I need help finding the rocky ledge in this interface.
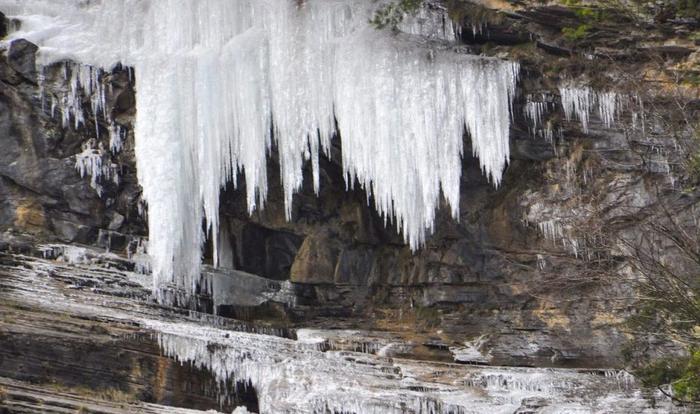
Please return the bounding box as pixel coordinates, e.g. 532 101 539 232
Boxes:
0 243 678 413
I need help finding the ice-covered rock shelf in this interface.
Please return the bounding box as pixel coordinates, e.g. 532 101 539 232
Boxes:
0 0 519 296
0 244 676 414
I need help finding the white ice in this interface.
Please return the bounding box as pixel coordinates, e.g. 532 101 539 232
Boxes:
1 0 519 296
559 84 620 133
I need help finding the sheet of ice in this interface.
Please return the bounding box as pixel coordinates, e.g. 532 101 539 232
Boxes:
1 0 519 296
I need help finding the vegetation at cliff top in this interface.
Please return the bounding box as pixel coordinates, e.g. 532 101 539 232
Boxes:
562 24 591 41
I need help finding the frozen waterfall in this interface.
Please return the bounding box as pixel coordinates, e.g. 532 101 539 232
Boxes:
1 0 519 296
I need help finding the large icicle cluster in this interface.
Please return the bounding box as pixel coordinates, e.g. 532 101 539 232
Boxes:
39 64 108 133
1 0 519 295
35 60 127 196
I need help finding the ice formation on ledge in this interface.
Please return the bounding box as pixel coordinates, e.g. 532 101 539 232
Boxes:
35 59 127 194
127 238 152 275
559 84 620 133
150 320 642 413
537 217 591 259
523 94 549 138
2 245 672 414
108 124 124 154
2 0 519 296
537 219 565 244
597 91 619 128
74 140 119 197
559 85 594 133
40 63 108 134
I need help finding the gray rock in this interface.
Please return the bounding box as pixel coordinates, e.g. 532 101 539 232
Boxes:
0 38 144 250
7 39 38 82
108 212 125 230
0 12 7 39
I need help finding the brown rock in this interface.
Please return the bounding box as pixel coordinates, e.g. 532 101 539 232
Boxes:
290 230 340 284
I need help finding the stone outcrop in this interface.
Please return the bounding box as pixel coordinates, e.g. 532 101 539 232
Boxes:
0 37 143 248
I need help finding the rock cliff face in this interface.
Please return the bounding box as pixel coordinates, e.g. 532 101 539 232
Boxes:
206 3 699 369
0 35 143 249
0 2 698 412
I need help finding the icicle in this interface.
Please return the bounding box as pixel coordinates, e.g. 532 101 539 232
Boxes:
538 219 564 243
559 83 623 132
216 222 234 270
74 141 105 196
523 95 547 138
597 91 618 128
74 140 118 197
559 85 595 133
108 123 123 153
4 0 519 296
38 67 46 112
543 120 554 143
